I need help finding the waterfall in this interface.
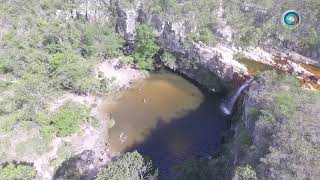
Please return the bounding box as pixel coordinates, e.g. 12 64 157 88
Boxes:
220 78 254 115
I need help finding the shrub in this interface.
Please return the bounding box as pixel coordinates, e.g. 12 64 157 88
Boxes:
199 28 217 46
300 28 320 50
274 94 294 115
132 24 160 70
96 151 156 180
49 51 99 94
120 56 135 66
233 165 257 180
52 108 82 137
99 78 113 93
94 27 124 57
13 74 54 117
161 52 177 70
0 163 36 180
51 102 90 137
0 112 22 132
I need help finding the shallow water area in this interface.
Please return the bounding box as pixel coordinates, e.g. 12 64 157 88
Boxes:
237 58 274 74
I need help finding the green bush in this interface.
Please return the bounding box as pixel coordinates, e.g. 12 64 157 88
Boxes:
184 28 217 47
73 23 124 58
0 163 36 180
161 52 177 70
132 24 160 70
120 56 135 66
52 109 82 137
49 51 99 94
233 165 257 180
51 103 90 137
239 28 264 47
96 151 156 180
199 28 217 46
274 94 294 115
300 28 320 50
0 112 22 132
99 78 113 93
13 74 54 118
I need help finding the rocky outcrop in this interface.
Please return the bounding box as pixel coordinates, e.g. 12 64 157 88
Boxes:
115 1 141 41
111 2 249 89
110 1 319 87
70 0 319 90
56 0 112 23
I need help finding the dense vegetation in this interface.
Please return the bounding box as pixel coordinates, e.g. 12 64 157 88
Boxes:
96 151 157 180
0 0 124 178
0 163 36 180
0 1 122 132
223 0 320 50
132 24 160 70
211 71 320 179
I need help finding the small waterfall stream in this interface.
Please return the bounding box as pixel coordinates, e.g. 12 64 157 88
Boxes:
220 78 254 115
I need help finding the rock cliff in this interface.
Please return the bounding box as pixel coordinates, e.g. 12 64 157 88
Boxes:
69 0 320 89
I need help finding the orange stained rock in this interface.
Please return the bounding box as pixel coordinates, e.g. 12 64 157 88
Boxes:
301 64 320 79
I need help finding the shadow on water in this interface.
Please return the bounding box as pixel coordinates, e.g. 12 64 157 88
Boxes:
127 91 230 180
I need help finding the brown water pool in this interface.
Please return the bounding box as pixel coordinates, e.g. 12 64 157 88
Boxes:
100 71 229 179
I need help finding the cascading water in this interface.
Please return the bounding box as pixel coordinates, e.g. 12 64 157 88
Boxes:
220 78 254 115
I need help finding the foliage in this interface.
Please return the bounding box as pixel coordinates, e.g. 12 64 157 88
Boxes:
160 52 177 70
223 0 320 49
0 163 36 180
120 56 135 65
185 28 217 47
132 24 160 70
51 102 91 137
209 71 320 178
14 74 54 117
0 112 23 132
233 165 257 180
95 151 156 180
49 51 99 94
198 28 217 46
300 28 320 50
274 94 294 115
215 71 320 179
0 2 120 177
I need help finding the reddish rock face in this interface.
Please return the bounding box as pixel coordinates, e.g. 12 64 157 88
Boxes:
231 72 253 89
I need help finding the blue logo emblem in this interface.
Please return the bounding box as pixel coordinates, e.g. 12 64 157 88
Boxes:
282 10 301 30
